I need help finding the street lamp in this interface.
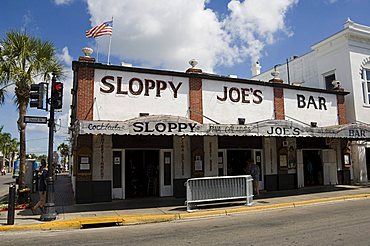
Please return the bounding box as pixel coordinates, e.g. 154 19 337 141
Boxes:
40 74 57 221
271 64 282 79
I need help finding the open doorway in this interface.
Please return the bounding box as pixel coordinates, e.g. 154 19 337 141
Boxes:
125 150 159 198
227 150 252 176
303 150 323 186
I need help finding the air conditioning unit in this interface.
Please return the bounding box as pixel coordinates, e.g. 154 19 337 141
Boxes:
282 141 288 147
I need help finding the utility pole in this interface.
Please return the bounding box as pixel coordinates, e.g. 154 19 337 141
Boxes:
40 74 58 221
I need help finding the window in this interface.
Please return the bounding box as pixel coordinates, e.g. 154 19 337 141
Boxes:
324 73 336 90
362 70 370 105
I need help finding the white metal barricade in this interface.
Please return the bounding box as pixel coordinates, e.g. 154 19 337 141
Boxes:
185 175 254 212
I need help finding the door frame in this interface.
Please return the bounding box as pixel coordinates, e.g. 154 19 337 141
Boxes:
159 149 173 197
301 149 324 186
221 149 264 189
218 149 227 176
112 149 125 199
297 149 304 188
322 149 338 185
254 150 264 190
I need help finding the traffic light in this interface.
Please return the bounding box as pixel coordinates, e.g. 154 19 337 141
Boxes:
29 83 44 109
51 81 63 110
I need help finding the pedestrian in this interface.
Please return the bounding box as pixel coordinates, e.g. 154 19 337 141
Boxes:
246 159 260 196
31 159 47 214
306 159 314 185
1 166 6 175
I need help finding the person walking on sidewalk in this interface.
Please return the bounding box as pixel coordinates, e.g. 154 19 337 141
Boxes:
246 159 260 196
31 159 47 214
1 166 6 175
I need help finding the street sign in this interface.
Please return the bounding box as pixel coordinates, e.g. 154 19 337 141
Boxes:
24 116 48 124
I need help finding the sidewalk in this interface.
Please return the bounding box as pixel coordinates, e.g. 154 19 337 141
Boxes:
1 173 370 232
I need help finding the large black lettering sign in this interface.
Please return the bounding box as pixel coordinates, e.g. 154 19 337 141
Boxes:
348 129 366 138
266 126 301 136
297 94 327 110
132 122 198 133
100 76 182 98
217 86 263 104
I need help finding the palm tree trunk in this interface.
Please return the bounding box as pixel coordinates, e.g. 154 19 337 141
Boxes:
18 101 27 189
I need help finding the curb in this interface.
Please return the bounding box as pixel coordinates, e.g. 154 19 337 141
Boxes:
1 193 369 232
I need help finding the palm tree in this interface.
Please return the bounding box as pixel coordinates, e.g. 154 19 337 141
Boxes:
57 143 69 171
0 31 64 188
0 128 18 173
7 137 19 173
0 131 11 171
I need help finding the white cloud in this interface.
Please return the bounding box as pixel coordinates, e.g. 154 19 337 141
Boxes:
224 0 298 63
27 124 49 134
86 0 297 73
21 11 39 33
57 47 73 66
54 0 73 5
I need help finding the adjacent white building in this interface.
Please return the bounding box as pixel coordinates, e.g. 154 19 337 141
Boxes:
253 19 370 184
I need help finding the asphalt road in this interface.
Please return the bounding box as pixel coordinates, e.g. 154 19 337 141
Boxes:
2 198 370 246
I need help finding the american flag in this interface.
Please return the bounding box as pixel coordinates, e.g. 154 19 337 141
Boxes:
86 20 113 38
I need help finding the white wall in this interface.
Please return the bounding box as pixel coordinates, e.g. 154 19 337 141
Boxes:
349 51 370 124
253 52 319 87
202 79 274 124
93 69 189 121
284 88 338 126
253 28 370 126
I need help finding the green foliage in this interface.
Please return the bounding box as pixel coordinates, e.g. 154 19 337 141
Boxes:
37 154 47 161
0 127 18 157
0 31 64 188
58 142 69 167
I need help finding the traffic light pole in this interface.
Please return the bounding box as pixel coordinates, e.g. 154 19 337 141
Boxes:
40 74 57 221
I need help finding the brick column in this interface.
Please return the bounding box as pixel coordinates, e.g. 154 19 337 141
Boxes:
336 94 347 125
186 67 204 177
270 78 285 120
77 56 95 120
75 56 95 182
186 68 203 124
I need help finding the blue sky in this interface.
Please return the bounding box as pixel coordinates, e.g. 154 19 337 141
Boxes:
1 0 370 155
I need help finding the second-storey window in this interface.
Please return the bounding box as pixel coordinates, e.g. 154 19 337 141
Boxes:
362 70 370 105
324 73 336 90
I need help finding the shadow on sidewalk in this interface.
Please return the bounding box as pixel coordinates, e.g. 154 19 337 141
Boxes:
16 173 75 217
256 185 359 200
61 197 187 214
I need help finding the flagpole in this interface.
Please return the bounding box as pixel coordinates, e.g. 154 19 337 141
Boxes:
107 16 113 65
96 41 99 63
107 35 112 65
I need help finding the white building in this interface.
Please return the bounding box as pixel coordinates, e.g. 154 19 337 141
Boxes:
69 53 370 203
253 19 370 184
